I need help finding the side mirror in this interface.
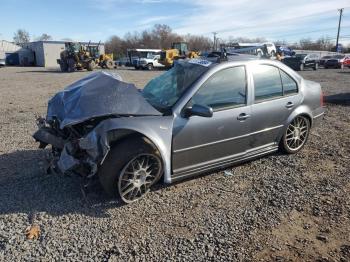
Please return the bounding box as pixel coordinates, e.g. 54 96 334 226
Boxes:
184 104 213 118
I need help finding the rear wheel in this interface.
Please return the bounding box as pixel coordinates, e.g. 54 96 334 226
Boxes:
299 63 304 71
98 137 163 203
280 116 310 154
313 63 319 70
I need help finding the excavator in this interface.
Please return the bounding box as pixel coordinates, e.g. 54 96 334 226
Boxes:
159 42 199 68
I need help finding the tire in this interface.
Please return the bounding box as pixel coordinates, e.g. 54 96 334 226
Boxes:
98 137 163 203
105 59 114 69
299 63 304 71
67 58 76 72
134 66 140 70
147 63 154 70
280 115 310 154
313 63 318 70
340 64 344 69
325 65 329 69
59 62 68 72
87 61 95 71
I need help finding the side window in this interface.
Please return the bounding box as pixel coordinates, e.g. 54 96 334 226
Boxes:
280 70 298 95
191 66 246 110
253 64 283 101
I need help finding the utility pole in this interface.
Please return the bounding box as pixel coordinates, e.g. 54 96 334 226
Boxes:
335 8 344 52
212 32 217 51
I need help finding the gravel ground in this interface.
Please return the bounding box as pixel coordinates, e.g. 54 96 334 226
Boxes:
0 66 349 261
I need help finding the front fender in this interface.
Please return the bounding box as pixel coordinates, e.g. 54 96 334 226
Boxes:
79 116 174 184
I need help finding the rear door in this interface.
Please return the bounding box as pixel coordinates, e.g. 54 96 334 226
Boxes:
249 64 302 149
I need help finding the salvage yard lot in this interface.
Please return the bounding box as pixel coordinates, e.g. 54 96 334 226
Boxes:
0 66 349 261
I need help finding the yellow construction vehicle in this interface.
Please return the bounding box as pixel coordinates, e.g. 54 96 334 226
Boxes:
57 42 115 72
86 42 114 69
159 42 199 68
57 42 96 72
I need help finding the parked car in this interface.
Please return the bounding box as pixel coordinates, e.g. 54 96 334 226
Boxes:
341 56 350 68
319 55 332 66
134 54 165 70
282 54 319 71
324 55 346 69
33 58 325 203
276 45 295 57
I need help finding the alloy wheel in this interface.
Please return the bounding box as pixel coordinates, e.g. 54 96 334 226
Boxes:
118 154 162 203
285 116 309 151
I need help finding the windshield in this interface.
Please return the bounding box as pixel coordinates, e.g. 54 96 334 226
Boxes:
142 62 209 112
295 54 307 59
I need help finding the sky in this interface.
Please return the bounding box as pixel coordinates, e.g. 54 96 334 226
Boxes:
1 0 350 45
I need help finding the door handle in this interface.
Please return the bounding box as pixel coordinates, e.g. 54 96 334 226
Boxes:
285 102 294 108
237 113 250 121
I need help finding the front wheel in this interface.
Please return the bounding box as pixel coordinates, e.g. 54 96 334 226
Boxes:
280 116 310 154
105 59 114 69
313 63 318 70
147 63 154 70
299 63 304 71
98 137 163 203
67 58 76 72
59 62 68 72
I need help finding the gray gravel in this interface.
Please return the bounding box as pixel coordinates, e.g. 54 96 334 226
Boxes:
0 66 349 261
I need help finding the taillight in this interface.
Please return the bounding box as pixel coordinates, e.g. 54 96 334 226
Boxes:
320 91 324 107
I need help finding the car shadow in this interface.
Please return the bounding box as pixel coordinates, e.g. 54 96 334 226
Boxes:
325 93 350 106
0 149 129 218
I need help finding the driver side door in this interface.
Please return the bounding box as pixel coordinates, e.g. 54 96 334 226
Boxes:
171 66 251 179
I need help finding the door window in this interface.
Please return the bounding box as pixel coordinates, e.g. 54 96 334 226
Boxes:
280 70 298 95
191 66 246 110
253 64 283 101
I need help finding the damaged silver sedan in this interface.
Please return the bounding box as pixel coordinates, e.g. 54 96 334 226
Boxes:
33 58 325 203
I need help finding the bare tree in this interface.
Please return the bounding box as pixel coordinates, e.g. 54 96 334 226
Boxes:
105 35 124 57
184 34 212 51
36 33 52 41
13 29 30 45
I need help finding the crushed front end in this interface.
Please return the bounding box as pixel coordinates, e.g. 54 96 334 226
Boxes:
33 116 98 177
32 71 162 177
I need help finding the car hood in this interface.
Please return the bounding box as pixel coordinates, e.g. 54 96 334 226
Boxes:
47 71 162 129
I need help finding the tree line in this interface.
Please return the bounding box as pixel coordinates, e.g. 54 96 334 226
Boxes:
104 24 213 58
12 26 350 57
